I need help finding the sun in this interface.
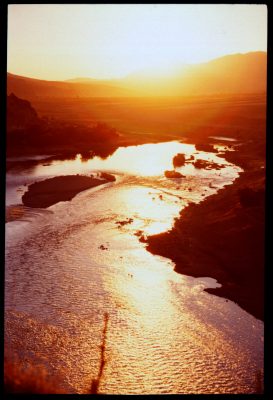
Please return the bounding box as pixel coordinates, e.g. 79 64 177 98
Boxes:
8 4 267 80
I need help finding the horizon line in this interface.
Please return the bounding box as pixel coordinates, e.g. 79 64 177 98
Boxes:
7 50 267 83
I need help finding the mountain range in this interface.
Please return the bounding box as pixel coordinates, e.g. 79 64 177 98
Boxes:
7 52 266 99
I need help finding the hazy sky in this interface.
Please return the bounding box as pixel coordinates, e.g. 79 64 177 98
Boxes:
7 4 267 81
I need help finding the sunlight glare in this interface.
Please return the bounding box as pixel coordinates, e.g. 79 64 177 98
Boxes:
85 142 195 177
8 4 267 80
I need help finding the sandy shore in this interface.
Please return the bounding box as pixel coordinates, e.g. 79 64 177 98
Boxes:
22 174 115 208
147 134 265 320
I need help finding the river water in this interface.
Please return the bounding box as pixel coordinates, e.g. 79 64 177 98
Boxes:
5 141 264 394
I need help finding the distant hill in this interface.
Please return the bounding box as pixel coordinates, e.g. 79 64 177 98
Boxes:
65 77 117 84
7 52 266 99
65 77 98 83
7 73 134 100
121 52 267 96
171 51 267 95
7 73 76 99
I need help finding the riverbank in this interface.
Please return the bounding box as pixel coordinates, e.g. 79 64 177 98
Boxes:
146 135 265 320
21 174 116 208
6 93 266 320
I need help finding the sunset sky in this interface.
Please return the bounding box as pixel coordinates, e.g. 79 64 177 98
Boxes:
7 4 267 81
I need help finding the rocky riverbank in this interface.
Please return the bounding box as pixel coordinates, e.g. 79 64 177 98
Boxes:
146 135 265 321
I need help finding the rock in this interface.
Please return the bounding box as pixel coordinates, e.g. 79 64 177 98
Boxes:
115 218 134 227
100 172 116 182
195 143 217 152
134 230 147 242
193 159 224 170
164 170 185 179
173 153 186 168
99 244 108 250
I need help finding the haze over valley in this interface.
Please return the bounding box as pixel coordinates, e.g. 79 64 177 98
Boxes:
7 51 266 99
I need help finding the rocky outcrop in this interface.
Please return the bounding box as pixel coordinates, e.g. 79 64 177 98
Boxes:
99 172 116 182
173 153 186 167
193 159 224 170
164 170 185 179
6 94 120 158
195 143 217 152
7 93 40 130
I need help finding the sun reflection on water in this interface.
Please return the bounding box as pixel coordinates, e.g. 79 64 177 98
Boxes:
108 185 184 236
89 142 195 176
5 140 259 394
35 142 196 177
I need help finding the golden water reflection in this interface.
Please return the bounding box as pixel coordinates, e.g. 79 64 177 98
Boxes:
5 140 260 394
35 142 196 177
112 185 186 236
99 224 263 394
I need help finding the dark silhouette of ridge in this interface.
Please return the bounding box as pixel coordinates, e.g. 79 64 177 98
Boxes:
6 93 120 157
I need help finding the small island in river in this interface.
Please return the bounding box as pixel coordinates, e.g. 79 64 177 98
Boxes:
22 174 116 208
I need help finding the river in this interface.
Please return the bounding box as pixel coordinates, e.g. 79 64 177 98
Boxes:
5 141 264 394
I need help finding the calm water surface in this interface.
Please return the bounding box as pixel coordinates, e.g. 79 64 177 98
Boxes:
5 141 263 394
